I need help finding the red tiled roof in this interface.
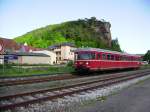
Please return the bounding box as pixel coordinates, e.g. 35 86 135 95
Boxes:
0 37 21 51
21 45 44 52
0 37 45 52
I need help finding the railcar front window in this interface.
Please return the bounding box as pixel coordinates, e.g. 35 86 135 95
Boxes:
77 52 95 60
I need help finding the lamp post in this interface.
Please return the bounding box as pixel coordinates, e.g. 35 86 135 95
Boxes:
0 40 4 74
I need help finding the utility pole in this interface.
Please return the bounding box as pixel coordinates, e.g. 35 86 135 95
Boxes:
0 40 4 75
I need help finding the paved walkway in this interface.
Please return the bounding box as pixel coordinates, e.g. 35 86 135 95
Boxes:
77 77 150 112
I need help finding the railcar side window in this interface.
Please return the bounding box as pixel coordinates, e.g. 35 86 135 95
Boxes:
91 53 95 59
118 56 121 60
111 55 114 60
102 54 106 60
120 56 124 60
107 54 111 60
97 54 101 60
138 57 142 61
125 56 128 61
124 56 126 60
116 56 120 60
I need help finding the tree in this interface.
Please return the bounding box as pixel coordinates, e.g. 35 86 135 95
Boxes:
143 50 150 64
111 38 121 51
88 17 97 26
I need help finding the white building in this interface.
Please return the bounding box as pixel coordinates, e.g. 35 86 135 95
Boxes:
17 53 51 65
0 55 4 64
48 43 76 64
32 50 56 64
3 52 53 65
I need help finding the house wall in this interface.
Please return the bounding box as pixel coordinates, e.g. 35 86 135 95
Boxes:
32 50 56 64
50 45 75 64
61 46 74 61
0 55 4 64
18 56 51 64
53 47 61 62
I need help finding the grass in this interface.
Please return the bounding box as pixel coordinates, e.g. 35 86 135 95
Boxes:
140 64 150 69
1 63 149 77
96 96 107 102
0 64 74 77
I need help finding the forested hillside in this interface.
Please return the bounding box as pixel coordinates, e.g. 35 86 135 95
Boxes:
14 17 121 51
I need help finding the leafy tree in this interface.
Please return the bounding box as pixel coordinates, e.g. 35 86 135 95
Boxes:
111 38 121 52
88 17 97 26
143 50 150 64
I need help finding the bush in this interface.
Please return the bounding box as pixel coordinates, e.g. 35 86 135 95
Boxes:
67 61 74 66
0 64 3 68
0 64 12 69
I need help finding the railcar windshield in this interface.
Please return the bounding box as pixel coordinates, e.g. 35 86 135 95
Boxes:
76 52 95 60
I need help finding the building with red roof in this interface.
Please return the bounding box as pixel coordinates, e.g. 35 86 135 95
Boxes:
0 37 44 53
0 37 20 53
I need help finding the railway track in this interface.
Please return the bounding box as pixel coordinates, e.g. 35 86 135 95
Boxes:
0 70 150 111
0 74 80 87
0 69 149 87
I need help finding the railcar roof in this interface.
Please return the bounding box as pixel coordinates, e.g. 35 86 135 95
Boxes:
75 48 141 57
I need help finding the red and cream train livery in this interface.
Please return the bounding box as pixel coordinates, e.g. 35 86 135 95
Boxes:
74 48 141 72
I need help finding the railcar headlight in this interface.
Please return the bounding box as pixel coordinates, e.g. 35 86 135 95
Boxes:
86 62 89 65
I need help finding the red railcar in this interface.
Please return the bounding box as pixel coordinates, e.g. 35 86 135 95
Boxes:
74 48 141 72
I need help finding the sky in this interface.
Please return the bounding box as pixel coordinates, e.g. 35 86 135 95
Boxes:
0 0 150 54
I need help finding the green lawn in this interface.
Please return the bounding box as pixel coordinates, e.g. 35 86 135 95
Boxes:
0 64 74 77
140 64 150 69
1 64 149 77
